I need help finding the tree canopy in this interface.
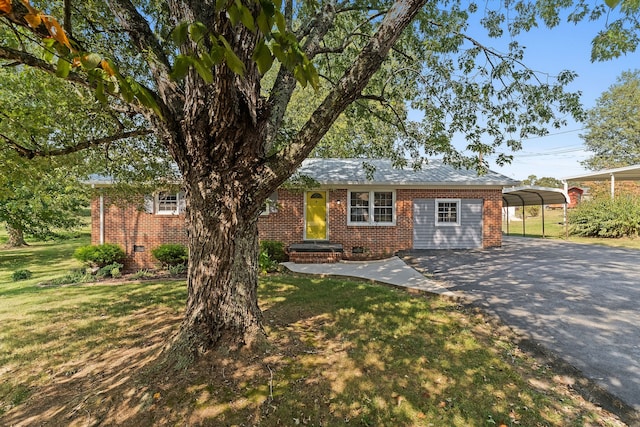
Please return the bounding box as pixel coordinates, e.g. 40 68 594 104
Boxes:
581 69 640 170
521 175 563 188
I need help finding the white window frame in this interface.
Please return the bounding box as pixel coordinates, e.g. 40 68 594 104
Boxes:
435 198 461 226
260 192 278 216
156 191 181 215
347 190 396 226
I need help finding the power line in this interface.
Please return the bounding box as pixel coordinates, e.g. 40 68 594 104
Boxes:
519 127 585 141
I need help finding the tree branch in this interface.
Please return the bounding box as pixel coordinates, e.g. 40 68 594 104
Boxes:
268 0 427 183
355 95 408 135
0 46 90 87
106 0 183 111
1 129 153 159
264 0 338 152
64 0 72 36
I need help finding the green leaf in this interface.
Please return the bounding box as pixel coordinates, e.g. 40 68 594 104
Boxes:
119 76 134 102
256 10 272 36
171 55 194 81
200 52 214 68
193 58 214 83
106 78 117 94
95 79 107 103
271 42 285 63
605 0 621 8
135 85 163 119
225 49 246 75
215 0 228 12
252 40 273 74
171 22 189 45
189 22 208 44
219 35 246 75
227 3 241 26
307 63 319 91
56 57 71 78
275 10 286 33
42 38 56 63
81 53 102 70
260 0 275 17
210 43 226 64
238 1 255 31
293 65 307 88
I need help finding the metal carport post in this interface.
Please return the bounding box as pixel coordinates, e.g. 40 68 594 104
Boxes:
502 187 570 238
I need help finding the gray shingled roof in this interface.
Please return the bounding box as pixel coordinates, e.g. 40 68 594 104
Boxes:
86 158 519 187
297 158 518 187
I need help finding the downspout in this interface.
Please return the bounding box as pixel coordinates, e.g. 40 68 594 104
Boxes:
99 193 105 245
563 180 568 239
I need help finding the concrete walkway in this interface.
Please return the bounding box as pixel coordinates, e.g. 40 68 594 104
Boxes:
282 256 451 295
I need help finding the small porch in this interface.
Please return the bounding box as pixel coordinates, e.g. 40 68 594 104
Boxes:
288 242 344 263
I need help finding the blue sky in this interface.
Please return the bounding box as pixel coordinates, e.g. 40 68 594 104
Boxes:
477 14 638 181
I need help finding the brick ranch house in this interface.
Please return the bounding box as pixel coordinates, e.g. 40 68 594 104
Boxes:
89 158 518 270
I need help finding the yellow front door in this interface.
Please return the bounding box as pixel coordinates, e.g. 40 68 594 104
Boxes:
305 191 327 240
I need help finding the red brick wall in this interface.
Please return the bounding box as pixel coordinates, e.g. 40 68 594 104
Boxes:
258 188 503 259
91 195 187 271
92 187 504 269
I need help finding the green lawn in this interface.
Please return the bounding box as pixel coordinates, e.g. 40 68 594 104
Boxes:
503 208 640 249
0 234 626 425
503 208 568 238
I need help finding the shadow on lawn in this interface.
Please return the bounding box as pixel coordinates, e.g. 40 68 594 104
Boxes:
0 274 626 426
0 236 89 290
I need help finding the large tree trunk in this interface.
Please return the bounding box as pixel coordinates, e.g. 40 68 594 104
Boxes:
6 224 27 247
154 0 427 361
168 172 267 359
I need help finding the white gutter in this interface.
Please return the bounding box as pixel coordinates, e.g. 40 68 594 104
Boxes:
99 194 105 245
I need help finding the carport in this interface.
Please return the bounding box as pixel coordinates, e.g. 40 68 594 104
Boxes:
563 164 640 198
502 186 569 237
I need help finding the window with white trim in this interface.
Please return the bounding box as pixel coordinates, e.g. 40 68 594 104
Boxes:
435 198 460 226
260 192 279 216
156 191 181 215
348 190 395 225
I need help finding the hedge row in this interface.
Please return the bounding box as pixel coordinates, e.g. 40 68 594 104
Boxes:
569 195 640 238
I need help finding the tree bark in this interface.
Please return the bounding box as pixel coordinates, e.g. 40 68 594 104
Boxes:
160 0 427 359
168 174 266 359
6 224 27 247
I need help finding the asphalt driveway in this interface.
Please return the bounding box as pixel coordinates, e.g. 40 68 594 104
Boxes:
402 236 640 416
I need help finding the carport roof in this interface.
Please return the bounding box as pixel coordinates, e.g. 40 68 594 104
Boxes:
562 164 640 181
502 186 569 206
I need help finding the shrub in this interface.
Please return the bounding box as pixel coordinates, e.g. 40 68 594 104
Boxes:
151 244 188 267
168 263 187 276
12 269 33 281
130 269 155 280
42 269 93 286
569 195 640 238
96 262 124 279
259 249 279 274
260 240 287 263
73 243 125 267
258 240 287 274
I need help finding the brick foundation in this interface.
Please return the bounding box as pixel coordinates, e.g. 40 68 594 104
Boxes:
288 251 343 263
